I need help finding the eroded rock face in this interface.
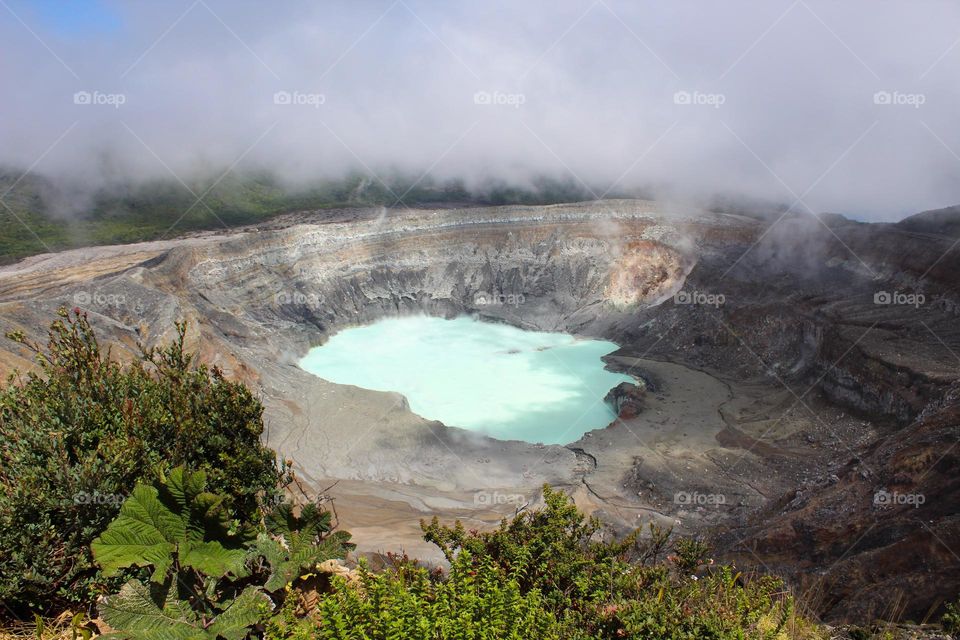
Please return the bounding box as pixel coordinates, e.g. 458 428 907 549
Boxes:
0 200 957 622
175 201 701 336
604 240 692 308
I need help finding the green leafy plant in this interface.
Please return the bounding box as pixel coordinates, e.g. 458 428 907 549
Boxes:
255 503 354 592
92 467 253 583
671 536 713 575
98 580 269 640
313 552 563 639
92 467 352 640
421 485 650 615
0 309 284 614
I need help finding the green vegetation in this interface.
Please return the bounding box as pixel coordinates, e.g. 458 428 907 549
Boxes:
312 551 561 639
0 309 283 614
0 171 363 262
199 486 819 640
309 487 808 639
0 171 597 264
91 467 352 640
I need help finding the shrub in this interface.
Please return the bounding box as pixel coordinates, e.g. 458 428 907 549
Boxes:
313 552 562 639
0 309 284 615
309 486 811 640
421 485 654 617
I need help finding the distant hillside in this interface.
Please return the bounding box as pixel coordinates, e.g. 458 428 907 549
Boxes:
896 204 960 237
0 170 596 264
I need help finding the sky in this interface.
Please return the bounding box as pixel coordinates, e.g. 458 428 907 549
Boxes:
2 0 960 221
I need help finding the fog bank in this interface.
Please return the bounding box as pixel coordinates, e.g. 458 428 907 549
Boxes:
3 0 960 220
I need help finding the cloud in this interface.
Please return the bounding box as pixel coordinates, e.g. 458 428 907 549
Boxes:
2 0 960 220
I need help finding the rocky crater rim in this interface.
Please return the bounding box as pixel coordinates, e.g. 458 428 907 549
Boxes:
0 199 738 277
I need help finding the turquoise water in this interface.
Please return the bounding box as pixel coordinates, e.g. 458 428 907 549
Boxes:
298 316 633 444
